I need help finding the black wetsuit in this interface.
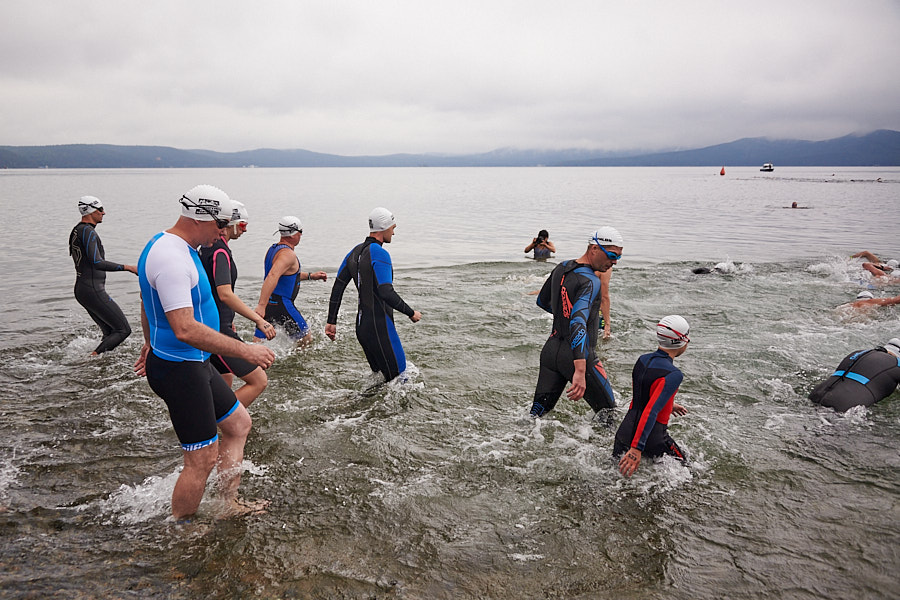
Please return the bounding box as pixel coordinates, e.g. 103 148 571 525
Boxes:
199 237 256 378
69 222 131 353
613 349 687 461
531 260 616 416
809 348 900 411
327 237 415 382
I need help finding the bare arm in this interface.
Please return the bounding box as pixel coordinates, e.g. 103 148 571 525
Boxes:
600 269 612 339
543 240 556 252
852 251 880 262
167 307 274 367
217 284 275 339
524 238 538 253
255 249 297 317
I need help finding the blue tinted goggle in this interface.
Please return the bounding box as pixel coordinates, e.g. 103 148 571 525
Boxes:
595 243 621 261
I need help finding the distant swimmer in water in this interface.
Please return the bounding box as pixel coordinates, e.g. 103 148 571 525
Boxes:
613 315 691 476
529 227 621 419
841 290 900 312
525 229 556 259
808 338 900 412
69 196 138 355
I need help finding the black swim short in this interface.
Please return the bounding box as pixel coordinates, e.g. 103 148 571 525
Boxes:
146 352 240 451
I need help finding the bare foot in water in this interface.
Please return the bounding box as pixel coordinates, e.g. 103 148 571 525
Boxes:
220 498 269 518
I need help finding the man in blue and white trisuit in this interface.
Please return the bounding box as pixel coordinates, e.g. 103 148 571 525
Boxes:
809 338 900 412
133 185 275 520
530 227 622 418
614 315 691 477
325 207 422 383
68 196 137 355
253 216 327 347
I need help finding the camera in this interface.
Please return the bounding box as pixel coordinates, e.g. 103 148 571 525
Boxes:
535 234 546 244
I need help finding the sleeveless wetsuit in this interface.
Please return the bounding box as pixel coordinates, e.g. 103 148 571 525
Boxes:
613 349 687 461
199 237 256 378
327 237 415 382
809 348 900 411
253 243 308 340
68 222 132 353
139 231 239 451
533 246 551 259
530 260 616 416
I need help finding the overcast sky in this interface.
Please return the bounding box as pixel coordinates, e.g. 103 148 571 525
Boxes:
2 1 899 156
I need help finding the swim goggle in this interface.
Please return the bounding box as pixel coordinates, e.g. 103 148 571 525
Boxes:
278 223 302 235
591 237 622 261
78 200 104 212
658 323 690 344
180 195 230 228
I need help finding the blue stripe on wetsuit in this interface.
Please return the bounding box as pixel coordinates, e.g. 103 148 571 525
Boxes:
832 370 870 385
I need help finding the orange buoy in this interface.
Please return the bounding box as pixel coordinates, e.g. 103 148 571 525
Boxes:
720 166 726 176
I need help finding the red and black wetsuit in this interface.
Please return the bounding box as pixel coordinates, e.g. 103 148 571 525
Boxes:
613 349 687 461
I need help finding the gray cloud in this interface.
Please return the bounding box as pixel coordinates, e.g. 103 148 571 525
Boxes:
1 0 899 155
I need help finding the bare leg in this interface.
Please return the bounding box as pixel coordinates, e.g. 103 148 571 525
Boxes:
172 444 218 520
234 367 268 407
215 403 251 504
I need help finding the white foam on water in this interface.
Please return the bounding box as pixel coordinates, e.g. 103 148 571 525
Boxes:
85 459 269 525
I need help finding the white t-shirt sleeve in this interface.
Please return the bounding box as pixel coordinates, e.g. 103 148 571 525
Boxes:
145 233 198 312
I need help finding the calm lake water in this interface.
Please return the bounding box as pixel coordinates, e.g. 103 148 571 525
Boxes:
1 167 898 599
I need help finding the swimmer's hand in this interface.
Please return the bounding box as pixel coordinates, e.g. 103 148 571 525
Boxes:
244 344 275 370
257 320 276 340
410 310 422 323
566 369 586 401
310 271 328 282
133 343 151 377
618 448 642 477
672 403 687 417
325 323 337 341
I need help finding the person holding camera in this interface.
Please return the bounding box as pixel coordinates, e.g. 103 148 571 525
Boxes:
525 229 556 259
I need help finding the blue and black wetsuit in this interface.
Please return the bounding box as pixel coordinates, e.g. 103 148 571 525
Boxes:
613 349 687 461
199 237 256 378
68 222 132 353
809 348 900 411
254 243 308 340
327 237 415 382
531 260 615 416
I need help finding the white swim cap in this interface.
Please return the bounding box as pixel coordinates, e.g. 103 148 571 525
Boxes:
78 196 104 216
368 207 396 232
589 226 624 247
884 338 900 357
180 185 231 223
856 290 875 300
887 259 899 269
278 216 303 236
229 201 248 226
657 315 690 349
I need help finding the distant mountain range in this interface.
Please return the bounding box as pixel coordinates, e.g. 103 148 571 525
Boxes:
2 130 899 168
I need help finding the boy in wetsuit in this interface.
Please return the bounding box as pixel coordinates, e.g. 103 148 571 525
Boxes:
614 315 691 477
68 196 137 355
